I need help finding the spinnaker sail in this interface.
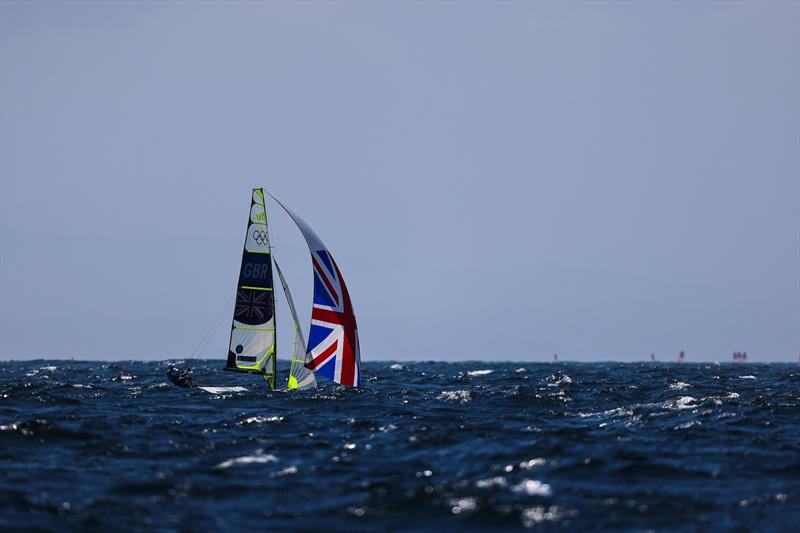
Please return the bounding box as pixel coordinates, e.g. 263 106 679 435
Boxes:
266 192 361 387
224 188 277 389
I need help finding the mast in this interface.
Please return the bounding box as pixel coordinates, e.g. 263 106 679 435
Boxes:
224 188 277 389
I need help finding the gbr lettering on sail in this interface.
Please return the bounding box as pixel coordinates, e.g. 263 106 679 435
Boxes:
242 262 269 279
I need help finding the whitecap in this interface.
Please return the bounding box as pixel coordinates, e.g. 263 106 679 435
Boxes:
577 406 631 419
669 381 690 390
241 416 283 425
725 392 740 399
437 390 471 404
468 369 493 377
512 479 552 497
519 458 546 470
515 368 526 373
738 375 757 380
449 497 477 514
522 506 562 526
216 450 277 469
40 366 57 372
389 363 408 370
547 374 572 386
476 476 507 489
271 465 298 477
672 396 698 410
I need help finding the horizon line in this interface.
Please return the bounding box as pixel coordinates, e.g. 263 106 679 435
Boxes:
1 356 798 364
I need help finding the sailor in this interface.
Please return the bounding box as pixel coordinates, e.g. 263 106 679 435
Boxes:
167 363 195 388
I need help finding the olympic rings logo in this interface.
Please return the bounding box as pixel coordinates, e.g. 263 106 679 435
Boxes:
253 230 268 245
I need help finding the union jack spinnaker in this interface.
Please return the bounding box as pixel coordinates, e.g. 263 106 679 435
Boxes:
266 192 362 387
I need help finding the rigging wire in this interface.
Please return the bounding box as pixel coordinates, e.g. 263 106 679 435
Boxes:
191 293 235 359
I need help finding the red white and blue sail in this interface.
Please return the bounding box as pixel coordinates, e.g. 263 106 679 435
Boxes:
267 193 361 387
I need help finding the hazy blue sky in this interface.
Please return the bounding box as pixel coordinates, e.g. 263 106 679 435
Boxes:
1 1 798 362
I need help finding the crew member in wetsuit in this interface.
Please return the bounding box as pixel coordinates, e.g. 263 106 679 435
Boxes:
167 364 195 388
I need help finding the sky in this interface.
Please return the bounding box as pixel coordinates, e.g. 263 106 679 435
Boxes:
1 1 798 362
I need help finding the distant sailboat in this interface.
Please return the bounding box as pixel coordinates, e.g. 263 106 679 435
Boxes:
222 188 361 390
676 351 686 363
650 353 656 362
733 351 747 363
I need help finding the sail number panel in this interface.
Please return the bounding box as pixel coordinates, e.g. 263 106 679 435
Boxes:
238 251 273 287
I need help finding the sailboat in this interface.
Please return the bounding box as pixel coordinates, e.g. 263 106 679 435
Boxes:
223 188 361 390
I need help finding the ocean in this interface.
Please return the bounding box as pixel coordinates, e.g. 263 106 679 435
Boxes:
1 360 798 531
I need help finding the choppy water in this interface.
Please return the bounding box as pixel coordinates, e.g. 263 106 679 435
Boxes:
1 360 799 531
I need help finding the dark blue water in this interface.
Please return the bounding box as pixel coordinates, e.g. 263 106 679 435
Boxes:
1 360 798 531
